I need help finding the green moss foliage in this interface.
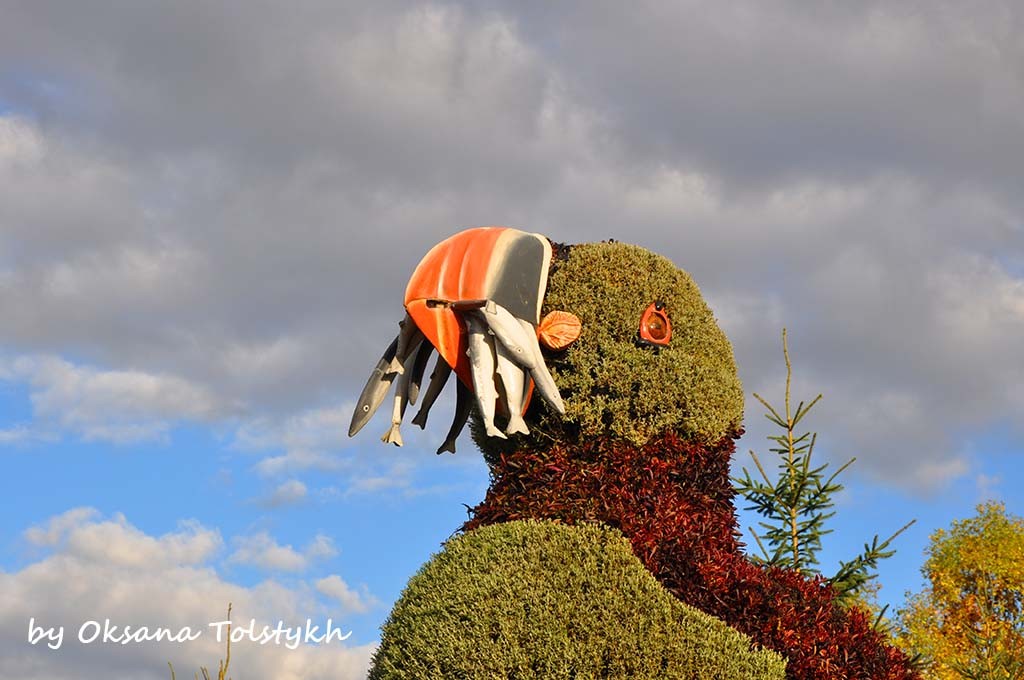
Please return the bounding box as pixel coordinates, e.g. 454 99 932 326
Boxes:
473 241 743 455
369 520 786 680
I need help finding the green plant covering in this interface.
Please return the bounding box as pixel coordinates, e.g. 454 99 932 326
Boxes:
473 241 744 457
369 520 786 680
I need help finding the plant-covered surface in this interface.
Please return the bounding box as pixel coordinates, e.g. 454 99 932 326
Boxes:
369 520 786 680
396 237 918 678
467 433 918 680
473 241 744 458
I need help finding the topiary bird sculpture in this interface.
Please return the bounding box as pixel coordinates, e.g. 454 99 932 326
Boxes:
350 227 920 680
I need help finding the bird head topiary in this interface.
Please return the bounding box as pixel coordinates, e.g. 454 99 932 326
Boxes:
347 226 743 460
472 239 744 463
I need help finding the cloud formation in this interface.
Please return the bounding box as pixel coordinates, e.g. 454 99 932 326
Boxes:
228 531 337 573
259 480 309 508
316 575 378 615
2 355 230 443
0 1 1021 492
1 509 374 680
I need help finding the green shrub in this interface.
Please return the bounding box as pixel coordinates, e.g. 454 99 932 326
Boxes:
369 520 785 680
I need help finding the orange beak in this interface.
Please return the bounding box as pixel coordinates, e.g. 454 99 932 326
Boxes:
404 227 551 393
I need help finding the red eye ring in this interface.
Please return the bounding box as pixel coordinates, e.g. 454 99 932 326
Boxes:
639 302 671 347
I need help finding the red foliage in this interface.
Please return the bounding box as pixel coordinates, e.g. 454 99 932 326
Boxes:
465 432 919 680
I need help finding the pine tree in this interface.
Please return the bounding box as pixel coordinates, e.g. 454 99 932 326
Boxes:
733 329 914 607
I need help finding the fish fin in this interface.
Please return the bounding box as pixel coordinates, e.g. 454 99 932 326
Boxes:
505 416 529 436
381 424 403 447
485 425 508 439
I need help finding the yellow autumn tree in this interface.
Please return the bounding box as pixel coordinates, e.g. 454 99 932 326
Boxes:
897 501 1024 679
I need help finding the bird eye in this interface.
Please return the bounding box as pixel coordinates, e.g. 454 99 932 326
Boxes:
638 302 671 347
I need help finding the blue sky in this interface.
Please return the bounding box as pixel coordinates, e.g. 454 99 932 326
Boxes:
0 378 489 644
2 2 1023 678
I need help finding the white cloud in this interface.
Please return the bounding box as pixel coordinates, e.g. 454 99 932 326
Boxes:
219 336 311 392
345 474 409 497
976 472 1002 501
0 424 49 445
0 116 45 161
236 405 353 457
237 405 363 482
24 507 101 547
0 510 374 680
228 532 337 573
344 461 416 498
260 480 308 508
237 405 463 496
931 255 1024 353
229 533 307 572
2 355 231 444
25 508 222 568
916 457 971 491
252 449 346 477
315 575 376 614
39 245 203 311
305 534 339 561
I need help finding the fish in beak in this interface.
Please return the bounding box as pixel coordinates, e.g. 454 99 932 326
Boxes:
411 354 452 429
348 335 399 437
437 380 472 455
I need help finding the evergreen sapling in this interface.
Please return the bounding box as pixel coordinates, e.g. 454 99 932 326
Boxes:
733 329 915 611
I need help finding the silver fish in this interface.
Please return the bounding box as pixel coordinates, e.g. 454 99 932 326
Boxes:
348 335 399 437
437 380 472 454
387 313 422 375
466 314 506 439
406 340 433 405
381 338 422 446
494 340 529 435
411 355 452 429
473 300 565 414
515 317 565 414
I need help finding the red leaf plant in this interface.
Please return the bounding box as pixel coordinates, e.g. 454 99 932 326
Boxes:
465 431 918 680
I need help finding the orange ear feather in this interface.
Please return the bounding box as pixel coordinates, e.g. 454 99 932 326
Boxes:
538 311 582 351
